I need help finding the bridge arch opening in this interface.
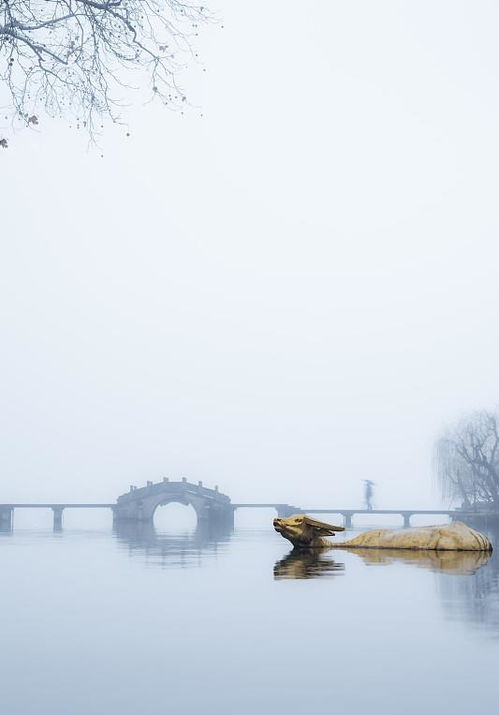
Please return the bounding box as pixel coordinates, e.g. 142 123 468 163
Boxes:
153 502 198 533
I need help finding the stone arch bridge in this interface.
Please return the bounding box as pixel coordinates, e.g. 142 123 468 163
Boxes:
114 478 234 527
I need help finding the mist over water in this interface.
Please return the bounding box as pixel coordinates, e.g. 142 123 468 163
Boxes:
1 513 498 715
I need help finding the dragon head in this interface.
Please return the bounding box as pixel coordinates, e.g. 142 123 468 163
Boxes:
273 514 345 549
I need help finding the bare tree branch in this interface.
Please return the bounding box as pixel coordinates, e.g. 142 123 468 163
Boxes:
0 0 211 141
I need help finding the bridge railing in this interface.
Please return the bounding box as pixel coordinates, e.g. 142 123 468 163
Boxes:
118 479 231 503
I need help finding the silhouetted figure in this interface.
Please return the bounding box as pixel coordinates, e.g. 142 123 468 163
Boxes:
364 480 375 511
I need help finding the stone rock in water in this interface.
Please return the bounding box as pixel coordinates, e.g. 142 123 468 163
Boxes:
336 521 492 551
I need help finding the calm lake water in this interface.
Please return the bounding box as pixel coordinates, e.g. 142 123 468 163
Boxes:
1 514 499 715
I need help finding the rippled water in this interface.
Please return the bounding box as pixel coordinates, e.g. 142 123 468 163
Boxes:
1 519 499 714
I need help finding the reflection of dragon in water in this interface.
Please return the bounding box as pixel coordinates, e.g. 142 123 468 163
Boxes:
273 515 493 551
273 515 493 580
273 546 490 579
353 548 491 574
274 550 345 579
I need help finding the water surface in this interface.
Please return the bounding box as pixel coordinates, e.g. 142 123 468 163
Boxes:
1 521 498 714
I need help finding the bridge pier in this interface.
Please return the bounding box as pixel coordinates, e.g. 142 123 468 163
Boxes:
52 507 64 532
218 506 235 530
402 512 412 528
342 512 353 529
197 503 234 529
197 502 213 524
0 507 13 532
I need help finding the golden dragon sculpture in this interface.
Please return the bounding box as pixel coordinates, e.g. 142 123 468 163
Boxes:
273 514 492 551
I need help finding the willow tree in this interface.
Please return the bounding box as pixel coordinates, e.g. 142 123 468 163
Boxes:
0 0 209 145
435 410 499 509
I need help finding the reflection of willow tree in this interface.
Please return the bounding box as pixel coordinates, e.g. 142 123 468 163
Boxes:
435 411 499 509
0 0 210 143
435 527 499 632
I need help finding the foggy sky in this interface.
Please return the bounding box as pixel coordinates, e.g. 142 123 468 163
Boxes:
2 1 499 510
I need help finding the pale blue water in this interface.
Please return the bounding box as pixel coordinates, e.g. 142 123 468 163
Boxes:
1 521 498 714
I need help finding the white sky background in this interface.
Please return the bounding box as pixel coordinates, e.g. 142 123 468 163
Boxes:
2 0 499 509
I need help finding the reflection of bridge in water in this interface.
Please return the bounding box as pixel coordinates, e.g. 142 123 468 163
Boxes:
115 519 233 569
2 477 499 532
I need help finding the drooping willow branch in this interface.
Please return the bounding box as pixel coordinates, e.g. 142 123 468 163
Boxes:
435 410 499 508
0 0 210 139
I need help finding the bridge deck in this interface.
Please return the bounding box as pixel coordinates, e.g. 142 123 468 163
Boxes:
234 505 457 513
0 504 115 508
233 504 498 517
233 504 292 509
2 503 494 516
304 508 457 515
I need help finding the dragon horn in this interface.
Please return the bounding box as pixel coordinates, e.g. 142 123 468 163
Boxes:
303 516 345 532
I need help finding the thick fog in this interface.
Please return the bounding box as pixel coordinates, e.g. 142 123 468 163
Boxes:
2 1 499 510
